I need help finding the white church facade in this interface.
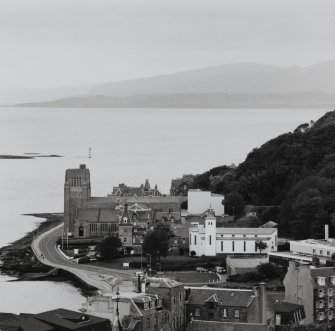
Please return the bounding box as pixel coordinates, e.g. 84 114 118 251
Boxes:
189 212 278 256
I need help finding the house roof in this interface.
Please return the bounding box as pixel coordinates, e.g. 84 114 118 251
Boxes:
34 308 110 330
273 302 304 314
149 278 183 288
186 287 255 307
20 317 55 331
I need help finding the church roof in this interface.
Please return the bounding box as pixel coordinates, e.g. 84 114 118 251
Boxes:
76 208 120 223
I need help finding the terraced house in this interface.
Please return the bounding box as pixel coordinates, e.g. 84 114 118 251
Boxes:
284 261 335 327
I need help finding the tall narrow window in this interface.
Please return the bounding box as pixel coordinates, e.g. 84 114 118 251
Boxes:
209 235 212 245
194 235 197 245
232 241 235 252
244 241 246 252
221 241 223 251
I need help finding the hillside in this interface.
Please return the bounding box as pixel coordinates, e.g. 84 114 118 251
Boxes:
185 110 335 240
16 60 335 108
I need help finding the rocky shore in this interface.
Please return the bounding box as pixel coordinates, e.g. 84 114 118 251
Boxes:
0 213 63 276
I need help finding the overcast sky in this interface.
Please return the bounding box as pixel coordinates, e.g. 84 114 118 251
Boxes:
1 0 335 88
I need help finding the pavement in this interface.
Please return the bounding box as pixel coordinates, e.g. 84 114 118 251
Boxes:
31 223 137 295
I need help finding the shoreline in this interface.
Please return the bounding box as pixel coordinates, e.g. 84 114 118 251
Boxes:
0 213 96 296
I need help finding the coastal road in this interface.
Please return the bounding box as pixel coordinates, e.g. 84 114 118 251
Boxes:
32 224 137 295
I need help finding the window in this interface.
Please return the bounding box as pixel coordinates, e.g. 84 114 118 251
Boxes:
173 295 176 304
320 250 323 255
244 241 246 252
140 238 143 244
123 237 127 243
222 308 227 318
255 242 257 252
78 225 84 237
313 249 316 254
144 303 149 310
327 251 330 256
232 241 235 252
71 178 82 187
317 277 326 286
89 223 98 232
209 235 212 245
101 223 109 232
221 241 223 251
275 314 281 325
234 309 240 319
194 308 200 317
179 293 182 302
194 235 197 245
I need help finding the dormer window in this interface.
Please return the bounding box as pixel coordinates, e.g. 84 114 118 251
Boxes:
317 277 326 286
144 302 149 310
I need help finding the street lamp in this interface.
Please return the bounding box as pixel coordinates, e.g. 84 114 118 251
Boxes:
147 253 151 276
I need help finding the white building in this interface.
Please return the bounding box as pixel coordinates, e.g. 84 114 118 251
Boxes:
289 225 335 262
189 211 278 256
188 189 224 216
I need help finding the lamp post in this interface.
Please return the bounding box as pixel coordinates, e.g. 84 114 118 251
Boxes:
147 253 151 276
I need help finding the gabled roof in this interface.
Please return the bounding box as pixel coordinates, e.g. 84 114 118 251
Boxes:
186 287 255 308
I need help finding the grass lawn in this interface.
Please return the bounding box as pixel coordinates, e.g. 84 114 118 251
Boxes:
94 255 226 271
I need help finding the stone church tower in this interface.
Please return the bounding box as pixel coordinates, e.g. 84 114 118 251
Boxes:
64 164 91 235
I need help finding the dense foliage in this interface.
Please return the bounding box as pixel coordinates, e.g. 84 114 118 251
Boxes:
96 236 122 261
188 110 335 240
142 223 173 263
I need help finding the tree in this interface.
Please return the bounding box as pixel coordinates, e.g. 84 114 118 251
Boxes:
255 240 268 254
224 191 245 218
142 223 173 263
96 236 122 261
256 263 281 279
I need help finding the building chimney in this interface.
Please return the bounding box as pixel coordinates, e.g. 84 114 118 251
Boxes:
325 224 329 241
258 282 267 325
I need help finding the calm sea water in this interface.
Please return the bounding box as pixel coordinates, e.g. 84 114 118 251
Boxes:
0 107 328 312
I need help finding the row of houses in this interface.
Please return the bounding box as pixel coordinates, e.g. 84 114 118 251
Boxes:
83 276 305 331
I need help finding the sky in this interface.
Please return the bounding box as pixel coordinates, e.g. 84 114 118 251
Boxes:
1 0 335 88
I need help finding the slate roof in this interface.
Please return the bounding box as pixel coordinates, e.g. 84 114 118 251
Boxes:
216 228 277 235
273 302 304 313
186 287 255 307
34 308 110 330
76 208 120 223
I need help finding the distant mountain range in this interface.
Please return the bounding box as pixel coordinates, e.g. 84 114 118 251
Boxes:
4 60 335 108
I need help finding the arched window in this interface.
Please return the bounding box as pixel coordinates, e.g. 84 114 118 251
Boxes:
78 226 84 237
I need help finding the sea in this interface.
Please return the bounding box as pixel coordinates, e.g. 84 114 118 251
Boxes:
0 106 328 313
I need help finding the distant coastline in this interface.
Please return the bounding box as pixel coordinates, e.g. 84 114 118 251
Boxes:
0 154 62 159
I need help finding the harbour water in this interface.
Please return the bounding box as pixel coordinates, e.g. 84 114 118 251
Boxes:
0 107 328 313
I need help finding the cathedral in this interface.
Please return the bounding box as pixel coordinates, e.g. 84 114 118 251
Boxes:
63 165 182 251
